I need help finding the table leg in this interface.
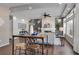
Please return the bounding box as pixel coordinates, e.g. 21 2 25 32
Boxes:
60 37 64 46
25 38 27 55
46 35 48 55
42 38 44 55
12 36 14 55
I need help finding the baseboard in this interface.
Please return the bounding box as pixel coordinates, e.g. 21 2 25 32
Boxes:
0 43 9 47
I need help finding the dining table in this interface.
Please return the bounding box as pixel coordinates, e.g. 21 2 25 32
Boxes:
12 35 45 55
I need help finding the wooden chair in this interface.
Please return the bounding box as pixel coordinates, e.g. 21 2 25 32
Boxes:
14 37 28 55
26 38 41 55
34 33 48 54
14 37 41 55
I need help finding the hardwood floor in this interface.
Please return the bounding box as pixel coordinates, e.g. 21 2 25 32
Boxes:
0 38 76 55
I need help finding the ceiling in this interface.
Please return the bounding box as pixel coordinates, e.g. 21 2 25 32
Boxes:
9 3 66 20
10 3 65 11
0 3 25 8
61 3 75 18
0 3 76 20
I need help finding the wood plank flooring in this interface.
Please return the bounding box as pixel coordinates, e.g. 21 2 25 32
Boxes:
0 38 76 55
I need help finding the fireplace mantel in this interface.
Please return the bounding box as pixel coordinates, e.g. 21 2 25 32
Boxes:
41 28 55 33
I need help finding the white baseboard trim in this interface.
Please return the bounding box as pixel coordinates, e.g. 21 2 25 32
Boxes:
0 43 9 47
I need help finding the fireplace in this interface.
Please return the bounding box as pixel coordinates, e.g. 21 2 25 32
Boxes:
41 28 55 33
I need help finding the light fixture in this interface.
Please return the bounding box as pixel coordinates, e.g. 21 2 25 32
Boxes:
58 19 61 23
28 6 32 10
13 16 17 20
43 12 51 18
21 19 25 23
70 20 73 24
58 3 62 4
59 27 63 32
63 18 66 21
0 18 4 26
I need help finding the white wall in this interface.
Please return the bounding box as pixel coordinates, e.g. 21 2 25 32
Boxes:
13 19 29 35
73 4 79 53
0 7 10 47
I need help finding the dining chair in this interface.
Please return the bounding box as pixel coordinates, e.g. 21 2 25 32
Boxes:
34 33 48 54
26 38 41 55
14 37 28 55
14 36 41 55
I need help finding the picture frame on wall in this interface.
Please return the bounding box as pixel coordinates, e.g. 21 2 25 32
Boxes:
18 23 26 30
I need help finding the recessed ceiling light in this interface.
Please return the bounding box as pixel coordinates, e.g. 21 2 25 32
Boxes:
58 3 62 4
58 19 61 22
28 6 32 10
70 20 73 24
21 19 25 23
67 8 70 11
13 16 17 20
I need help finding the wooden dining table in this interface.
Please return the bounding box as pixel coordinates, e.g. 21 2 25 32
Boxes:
12 35 45 55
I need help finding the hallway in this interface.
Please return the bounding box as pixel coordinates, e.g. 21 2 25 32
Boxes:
0 38 75 55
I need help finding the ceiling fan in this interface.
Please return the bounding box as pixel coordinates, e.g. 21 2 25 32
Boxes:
43 12 51 18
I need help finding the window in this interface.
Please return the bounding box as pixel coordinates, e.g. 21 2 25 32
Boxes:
63 23 66 35
67 20 73 37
